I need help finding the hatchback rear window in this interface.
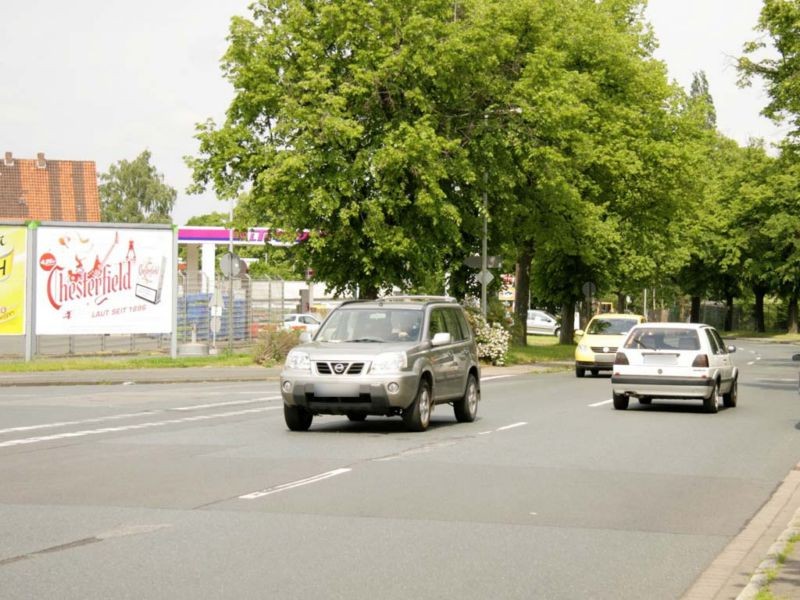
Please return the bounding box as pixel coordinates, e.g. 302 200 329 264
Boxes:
624 328 700 351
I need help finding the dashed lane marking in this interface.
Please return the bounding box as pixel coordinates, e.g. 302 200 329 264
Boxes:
239 468 352 499
589 399 613 407
0 407 278 448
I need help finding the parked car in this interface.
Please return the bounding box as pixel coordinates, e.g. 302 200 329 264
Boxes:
527 309 560 336
611 322 738 412
574 313 646 377
282 313 322 333
280 297 481 432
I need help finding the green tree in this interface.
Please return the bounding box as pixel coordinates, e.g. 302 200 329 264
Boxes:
739 0 800 140
189 0 481 298
99 150 176 224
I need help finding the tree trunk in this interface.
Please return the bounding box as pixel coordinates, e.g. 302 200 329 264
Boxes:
690 296 701 323
754 286 766 333
560 300 576 344
360 283 379 300
512 244 534 347
724 295 734 331
616 292 626 313
788 294 798 334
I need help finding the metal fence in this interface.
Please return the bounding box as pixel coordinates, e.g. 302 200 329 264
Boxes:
0 276 314 360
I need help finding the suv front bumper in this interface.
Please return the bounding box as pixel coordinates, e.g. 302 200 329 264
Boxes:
281 371 421 415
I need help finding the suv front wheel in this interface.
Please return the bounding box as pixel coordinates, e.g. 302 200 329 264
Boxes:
403 378 432 432
284 404 313 431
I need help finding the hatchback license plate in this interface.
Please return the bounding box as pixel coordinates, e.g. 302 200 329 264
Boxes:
643 353 679 366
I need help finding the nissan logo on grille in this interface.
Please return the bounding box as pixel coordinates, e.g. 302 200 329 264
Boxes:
333 362 346 374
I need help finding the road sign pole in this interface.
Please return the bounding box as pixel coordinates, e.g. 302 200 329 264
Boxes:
481 171 488 317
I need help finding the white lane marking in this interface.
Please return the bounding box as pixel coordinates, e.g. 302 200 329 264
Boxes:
478 431 493 435
756 356 762 361
170 396 280 411
589 399 612 407
0 411 158 435
496 422 527 431
0 407 278 448
747 361 755 366
239 468 352 499
0 397 280 434
481 375 516 382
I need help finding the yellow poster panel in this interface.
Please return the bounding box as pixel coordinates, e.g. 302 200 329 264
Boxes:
0 227 27 335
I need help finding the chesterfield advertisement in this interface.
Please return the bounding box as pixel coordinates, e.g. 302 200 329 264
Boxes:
35 226 173 335
0 226 27 335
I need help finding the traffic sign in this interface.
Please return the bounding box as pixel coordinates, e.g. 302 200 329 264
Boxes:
476 270 494 285
465 255 501 269
220 252 241 277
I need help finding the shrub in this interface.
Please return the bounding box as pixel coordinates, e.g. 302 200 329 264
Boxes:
464 307 511 366
252 328 301 366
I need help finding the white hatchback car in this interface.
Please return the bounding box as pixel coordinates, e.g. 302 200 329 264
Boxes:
526 309 560 336
611 323 738 413
282 313 322 333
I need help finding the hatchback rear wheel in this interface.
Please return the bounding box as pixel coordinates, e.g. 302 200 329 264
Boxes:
613 392 629 410
722 378 738 408
704 381 720 413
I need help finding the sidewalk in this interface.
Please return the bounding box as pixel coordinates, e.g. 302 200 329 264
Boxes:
0 361 798 598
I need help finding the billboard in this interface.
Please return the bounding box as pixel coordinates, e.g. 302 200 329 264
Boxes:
0 226 28 335
35 226 173 335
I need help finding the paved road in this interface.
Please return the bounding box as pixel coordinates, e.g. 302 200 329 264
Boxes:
0 341 798 599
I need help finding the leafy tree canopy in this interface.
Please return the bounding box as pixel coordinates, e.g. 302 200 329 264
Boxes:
100 150 176 224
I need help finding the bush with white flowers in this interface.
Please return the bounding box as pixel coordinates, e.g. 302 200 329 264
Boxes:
464 307 511 366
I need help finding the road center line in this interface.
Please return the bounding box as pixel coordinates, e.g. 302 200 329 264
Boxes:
170 396 280 411
589 399 612 407
239 468 352 499
496 422 527 431
481 375 515 382
0 407 278 448
0 397 281 435
0 411 158 435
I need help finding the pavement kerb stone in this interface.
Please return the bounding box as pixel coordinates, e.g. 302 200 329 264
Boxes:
736 503 800 600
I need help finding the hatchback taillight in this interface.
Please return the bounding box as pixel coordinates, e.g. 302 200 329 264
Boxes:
614 352 629 365
692 354 709 367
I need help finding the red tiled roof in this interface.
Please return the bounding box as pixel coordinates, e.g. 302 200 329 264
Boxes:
0 152 100 223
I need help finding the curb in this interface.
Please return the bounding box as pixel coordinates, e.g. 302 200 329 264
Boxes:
737 505 800 600
682 465 800 600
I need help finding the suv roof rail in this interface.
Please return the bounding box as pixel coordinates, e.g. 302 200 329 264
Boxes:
382 295 457 303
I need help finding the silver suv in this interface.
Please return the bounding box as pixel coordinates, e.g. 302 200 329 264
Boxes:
280 297 481 432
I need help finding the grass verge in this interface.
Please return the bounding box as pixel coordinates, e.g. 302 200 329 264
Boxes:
0 353 255 372
506 335 575 365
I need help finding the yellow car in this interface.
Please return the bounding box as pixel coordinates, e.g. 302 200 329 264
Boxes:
575 313 646 377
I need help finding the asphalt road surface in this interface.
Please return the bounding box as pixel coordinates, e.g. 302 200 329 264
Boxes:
1 340 798 599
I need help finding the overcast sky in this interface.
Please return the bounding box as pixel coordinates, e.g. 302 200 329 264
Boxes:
0 0 786 226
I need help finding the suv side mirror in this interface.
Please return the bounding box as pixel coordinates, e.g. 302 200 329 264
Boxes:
793 353 800 362
431 332 451 346
299 331 312 343
727 345 737 353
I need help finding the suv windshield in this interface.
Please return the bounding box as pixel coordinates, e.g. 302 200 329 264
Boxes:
587 318 638 335
316 308 423 343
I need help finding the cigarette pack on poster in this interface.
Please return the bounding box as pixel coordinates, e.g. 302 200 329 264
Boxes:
135 256 166 304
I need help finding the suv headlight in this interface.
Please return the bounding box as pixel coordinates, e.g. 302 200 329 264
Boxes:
285 350 311 372
370 352 408 374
